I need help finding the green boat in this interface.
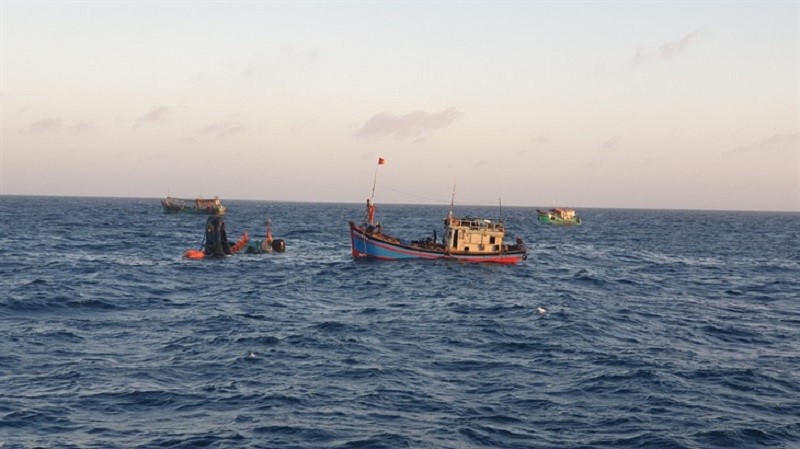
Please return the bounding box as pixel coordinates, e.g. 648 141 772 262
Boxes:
537 208 581 225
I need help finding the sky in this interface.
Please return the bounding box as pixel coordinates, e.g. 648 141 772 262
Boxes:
1 2 798 212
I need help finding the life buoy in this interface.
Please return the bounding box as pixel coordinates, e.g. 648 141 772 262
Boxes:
184 250 205 259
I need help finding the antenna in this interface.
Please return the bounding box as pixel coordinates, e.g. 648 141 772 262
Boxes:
499 197 503 221
447 182 457 218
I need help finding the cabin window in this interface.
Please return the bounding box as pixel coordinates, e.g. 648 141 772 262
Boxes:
465 246 470 252
489 236 496 244
452 230 458 248
494 245 500 251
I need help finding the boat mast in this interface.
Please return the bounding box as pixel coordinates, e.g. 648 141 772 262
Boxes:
499 197 503 222
370 157 386 203
365 158 385 226
447 183 456 220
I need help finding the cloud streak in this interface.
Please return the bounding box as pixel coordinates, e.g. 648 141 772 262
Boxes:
357 107 461 138
134 106 170 128
633 29 703 66
25 119 62 134
200 120 244 138
599 137 619 151
724 133 799 155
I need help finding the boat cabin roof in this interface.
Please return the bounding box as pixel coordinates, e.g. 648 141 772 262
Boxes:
552 208 576 218
446 216 505 232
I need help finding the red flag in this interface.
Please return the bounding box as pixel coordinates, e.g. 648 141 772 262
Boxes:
378 157 386 165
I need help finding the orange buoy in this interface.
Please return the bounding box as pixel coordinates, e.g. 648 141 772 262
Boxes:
184 250 205 259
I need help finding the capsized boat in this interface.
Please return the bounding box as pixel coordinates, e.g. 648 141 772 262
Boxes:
184 216 284 259
537 208 581 225
162 196 227 215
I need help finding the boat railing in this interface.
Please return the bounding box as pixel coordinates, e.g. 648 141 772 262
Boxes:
447 217 505 232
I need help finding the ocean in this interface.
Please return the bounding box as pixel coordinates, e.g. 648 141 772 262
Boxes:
1 196 798 448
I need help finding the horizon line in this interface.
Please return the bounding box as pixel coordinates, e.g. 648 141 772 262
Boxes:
1 193 797 214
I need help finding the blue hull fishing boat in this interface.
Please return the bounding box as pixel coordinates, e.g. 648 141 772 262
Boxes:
349 218 526 263
348 158 527 264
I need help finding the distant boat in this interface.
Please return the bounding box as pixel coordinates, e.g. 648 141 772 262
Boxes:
348 158 527 263
537 208 581 225
161 196 226 215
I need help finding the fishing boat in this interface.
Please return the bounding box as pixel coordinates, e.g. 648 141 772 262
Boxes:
348 158 527 263
161 196 226 215
537 208 581 225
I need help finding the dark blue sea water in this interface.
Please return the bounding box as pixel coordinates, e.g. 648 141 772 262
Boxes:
1 196 799 448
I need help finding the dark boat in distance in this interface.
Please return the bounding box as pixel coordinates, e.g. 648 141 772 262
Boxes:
161 196 226 215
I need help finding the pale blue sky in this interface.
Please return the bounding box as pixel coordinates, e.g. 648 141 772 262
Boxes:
1 2 798 211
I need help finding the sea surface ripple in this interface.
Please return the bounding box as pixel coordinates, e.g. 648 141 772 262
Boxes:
1 196 798 448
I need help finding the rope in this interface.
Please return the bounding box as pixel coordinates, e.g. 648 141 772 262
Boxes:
382 185 504 207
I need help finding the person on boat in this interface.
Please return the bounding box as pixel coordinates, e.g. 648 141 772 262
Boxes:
364 199 383 234
366 199 376 225
514 237 527 253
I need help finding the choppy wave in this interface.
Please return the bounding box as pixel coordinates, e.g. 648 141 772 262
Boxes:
0 196 798 448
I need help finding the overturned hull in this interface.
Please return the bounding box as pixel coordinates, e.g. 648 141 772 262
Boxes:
184 216 284 259
204 216 234 256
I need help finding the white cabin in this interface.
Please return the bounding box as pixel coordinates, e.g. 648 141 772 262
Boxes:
444 214 506 254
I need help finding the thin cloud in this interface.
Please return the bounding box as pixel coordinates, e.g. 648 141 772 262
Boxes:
633 29 703 66
25 119 62 134
134 106 170 128
71 121 91 133
724 134 799 155
186 72 205 83
584 158 601 169
599 137 619 151
357 107 461 138
590 62 606 78
200 120 244 138
243 63 267 78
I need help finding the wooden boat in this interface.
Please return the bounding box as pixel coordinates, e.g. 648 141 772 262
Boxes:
537 208 581 225
161 196 226 215
348 158 526 263
349 213 527 263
